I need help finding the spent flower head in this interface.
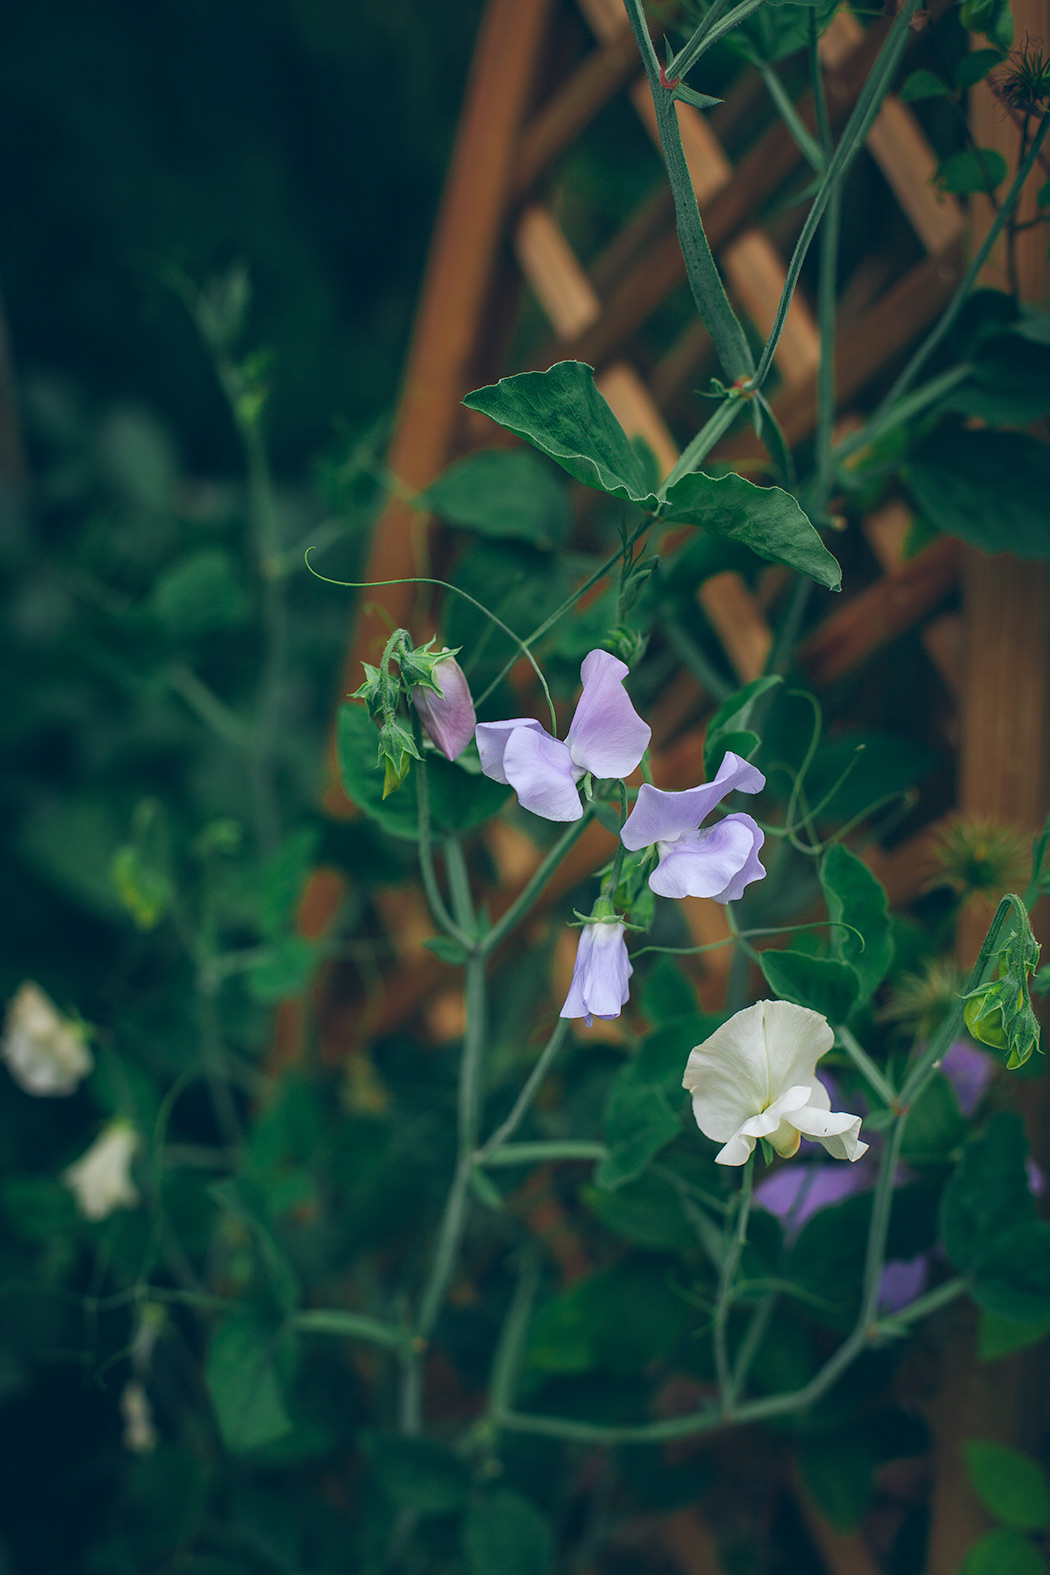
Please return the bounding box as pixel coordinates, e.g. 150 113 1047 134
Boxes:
928 816 1029 900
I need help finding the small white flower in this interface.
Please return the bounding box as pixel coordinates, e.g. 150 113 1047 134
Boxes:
119 1380 158 1454
62 1122 141 1220
2 981 93 1096
683 1000 868 1167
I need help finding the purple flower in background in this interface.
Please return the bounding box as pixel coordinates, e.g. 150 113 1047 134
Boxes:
620 752 765 901
412 656 476 760
755 1156 871 1238
476 650 651 822
560 921 633 1027
878 1254 929 1313
940 1040 994 1117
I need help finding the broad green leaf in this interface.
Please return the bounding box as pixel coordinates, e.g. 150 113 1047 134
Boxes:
955 49 1004 88
661 471 841 590
337 704 509 840
463 362 656 505
973 1220 1050 1323
959 1528 1045 1575
150 548 251 636
820 844 894 1001
597 1066 681 1189
759 949 860 1022
798 1434 876 1533
584 1172 696 1251
464 1490 554 1575
422 934 470 966
937 148 1008 194
425 449 571 549
960 0 1013 48
900 1072 965 1161
205 1309 293 1453
941 1112 1034 1273
899 69 952 102
257 826 321 938
907 428 1050 557
979 1308 1050 1361
964 1440 1050 1531
703 674 783 780
528 1259 690 1376
364 1433 470 1514
210 1177 300 1311
248 935 319 1003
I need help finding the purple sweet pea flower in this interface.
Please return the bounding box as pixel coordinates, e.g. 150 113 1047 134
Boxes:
560 921 633 1027
755 1157 871 1239
878 1254 929 1313
475 650 651 822
940 1040 994 1118
412 656 476 760
620 752 766 901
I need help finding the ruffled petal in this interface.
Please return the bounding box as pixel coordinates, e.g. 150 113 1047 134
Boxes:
684 1001 772 1143
566 649 651 780
503 726 584 821
711 1084 816 1166
475 719 547 784
708 814 766 902
648 817 759 900
561 922 632 1022
786 1102 868 1162
620 752 764 851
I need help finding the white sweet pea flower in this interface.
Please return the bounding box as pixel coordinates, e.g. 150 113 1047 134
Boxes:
62 1122 141 1220
120 1380 158 1454
683 1000 868 1167
2 981 93 1096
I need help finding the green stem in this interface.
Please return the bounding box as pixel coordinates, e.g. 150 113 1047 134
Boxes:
487 1253 541 1417
666 0 735 80
663 396 746 492
833 365 971 464
480 1140 606 1168
443 837 476 939
873 1275 968 1330
868 112 1050 423
662 620 734 704
458 953 487 1154
748 0 921 392
476 1019 571 1162
623 0 754 384
714 1159 753 1412
761 64 825 174
835 1024 897 1109
294 1309 411 1351
416 753 470 946
482 811 595 957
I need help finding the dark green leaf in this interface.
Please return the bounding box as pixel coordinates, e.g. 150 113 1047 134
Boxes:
820 845 894 1002
422 935 470 966
364 1433 470 1514
973 1220 1050 1322
463 362 656 504
672 83 723 109
426 449 571 549
150 548 251 635
597 1066 681 1189
899 69 952 102
978 1308 1050 1360
209 1177 300 1311
464 1490 554 1575
964 1440 1050 1531
584 1173 697 1251
936 148 1008 194
248 936 319 1003
960 0 1013 47
205 1309 293 1453
908 430 1050 559
900 1072 964 1161
759 949 860 1022
703 674 782 780
959 1528 1045 1575
257 826 321 938
661 471 841 589
955 49 1004 88
798 1434 876 1533
941 1112 1034 1273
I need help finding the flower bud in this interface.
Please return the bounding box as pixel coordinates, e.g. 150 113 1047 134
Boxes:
2 982 93 1097
560 917 633 1027
412 656 476 761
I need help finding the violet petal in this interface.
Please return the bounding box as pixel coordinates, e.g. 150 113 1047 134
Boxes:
502 727 583 821
475 718 546 784
566 649 651 780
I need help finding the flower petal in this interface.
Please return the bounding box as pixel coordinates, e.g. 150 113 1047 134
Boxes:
683 1000 834 1147
502 726 583 821
566 649 651 780
620 752 764 851
475 718 547 784
413 657 476 760
786 1102 868 1162
648 817 761 901
710 814 766 902
560 922 633 1022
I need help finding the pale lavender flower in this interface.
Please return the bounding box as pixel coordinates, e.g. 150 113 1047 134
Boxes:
476 650 651 822
560 921 633 1027
878 1254 929 1313
755 1157 871 1238
940 1040 994 1117
412 656 476 761
620 752 765 901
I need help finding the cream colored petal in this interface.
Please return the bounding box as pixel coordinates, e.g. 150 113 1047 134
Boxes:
714 1129 756 1166
786 1103 869 1162
684 1000 773 1141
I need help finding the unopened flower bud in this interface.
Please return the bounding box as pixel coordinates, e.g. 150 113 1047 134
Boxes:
560 915 633 1027
412 656 476 761
2 982 93 1097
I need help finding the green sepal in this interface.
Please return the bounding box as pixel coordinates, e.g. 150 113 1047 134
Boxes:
350 662 386 718
378 717 421 799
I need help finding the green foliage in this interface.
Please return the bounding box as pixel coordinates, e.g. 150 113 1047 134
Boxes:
963 1440 1050 1531
426 449 571 549
703 675 782 779
797 1433 877 1532
820 845 894 1002
906 430 1050 558
759 949 860 1022
899 69 952 102
363 1433 471 1514
959 1529 1046 1575
205 1307 294 1453
936 149 1008 194
150 547 252 636
660 471 842 589
597 1058 682 1189
942 1113 1050 1322
463 1490 554 1575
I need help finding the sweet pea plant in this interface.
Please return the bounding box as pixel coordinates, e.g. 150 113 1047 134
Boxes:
5 0 1050 1569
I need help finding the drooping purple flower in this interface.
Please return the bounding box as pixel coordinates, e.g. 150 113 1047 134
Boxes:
620 752 765 901
878 1254 929 1313
412 656 476 761
476 650 651 822
560 921 633 1027
940 1040 994 1117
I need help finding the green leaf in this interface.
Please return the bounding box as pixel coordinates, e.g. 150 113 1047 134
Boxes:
820 845 894 1002
337 704 509 840
964 1440 1050 1531
583 1172 697 1251
205 1309 293 1453
111 844 173 930
936 148 1008 194
209 1177 300 1311
661 471 841 589
426 449 571 549
463 362 656 505
597 1065 681 1189
959 1528 1046 1575
527 1259 690 1376
422 935 470 966
900 1072 965 1161
979 1308 1050 1360
703 674 782 780
955 48 1004 88
150 548 251 636
973 1220 1050 1322
672 83 723 110
798 1434 876 1533
759 949 860 1022
364 1433 470 1514
257 826 321 939
960 0 1013 47
941 1112 1034 1273
899 69 952 102
464 1490 554 1575
905 431 1050 560
248 936 319 1003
